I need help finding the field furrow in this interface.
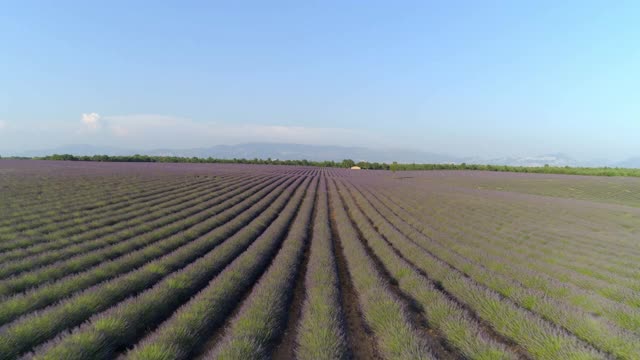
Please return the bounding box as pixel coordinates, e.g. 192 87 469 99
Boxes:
0 176 184 232
0 175 255 262
353 182 640 358
326 178 435 360
372 188 640 335
32 176 308 360
295 175 349 360
0 175 296 358
336 179 521 359
0 176 290 325
0 176 215 244
387 186 640 278
128 176 315 360
0 174 271 288
336 180 604 359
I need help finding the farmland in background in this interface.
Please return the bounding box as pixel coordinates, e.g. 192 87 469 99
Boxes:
0 159 639 359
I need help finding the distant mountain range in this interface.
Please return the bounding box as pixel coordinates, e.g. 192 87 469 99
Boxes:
15 143 455 164
8 143 639 168
146 143 456 164
467 153 589 168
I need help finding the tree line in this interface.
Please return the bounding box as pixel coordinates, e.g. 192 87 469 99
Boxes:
4 154 638 177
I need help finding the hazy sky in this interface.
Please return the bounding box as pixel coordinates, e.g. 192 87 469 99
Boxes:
1 1 639 160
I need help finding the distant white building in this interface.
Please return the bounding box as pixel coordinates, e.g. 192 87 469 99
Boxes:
350 166 361 170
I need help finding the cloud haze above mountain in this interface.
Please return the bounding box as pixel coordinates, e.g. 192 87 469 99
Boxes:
0 114 389 153
2 2 640 162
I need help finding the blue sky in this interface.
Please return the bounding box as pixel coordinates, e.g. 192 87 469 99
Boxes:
1 1 639 160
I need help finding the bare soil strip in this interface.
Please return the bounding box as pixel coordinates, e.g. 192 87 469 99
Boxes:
190 178 315 359
364 186 530 359
329 200 381 360
271 179 318 359
191 276 257 360
377 186 578 350
335 183 461 360
358 183 533 359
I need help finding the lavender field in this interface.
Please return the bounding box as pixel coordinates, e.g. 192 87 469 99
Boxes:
0 160 639 359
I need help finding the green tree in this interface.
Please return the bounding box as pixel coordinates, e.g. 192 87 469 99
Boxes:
390 161 399 176
342 159 355 168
